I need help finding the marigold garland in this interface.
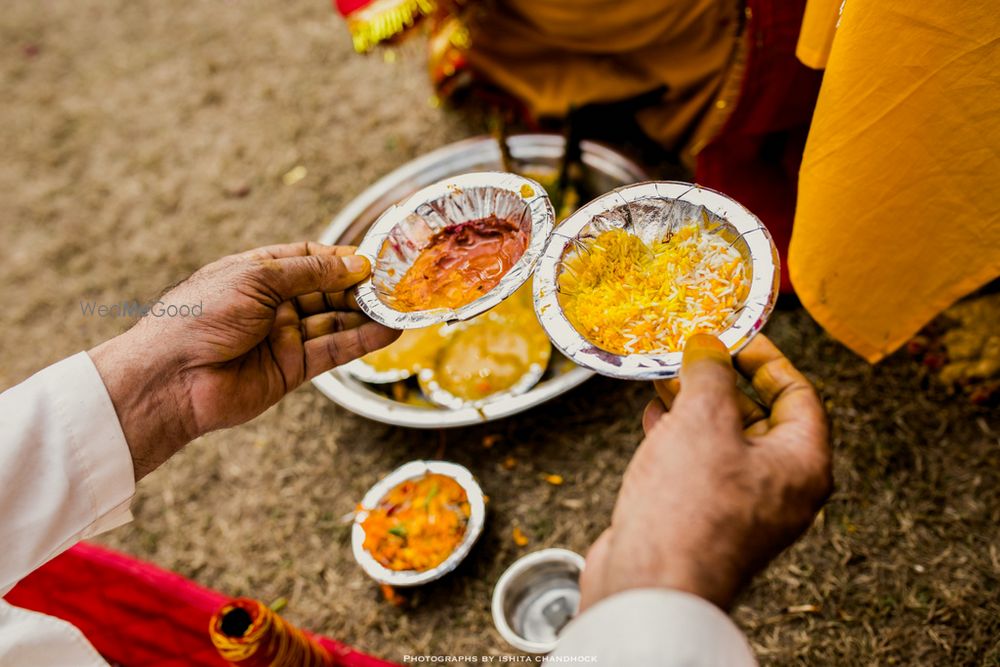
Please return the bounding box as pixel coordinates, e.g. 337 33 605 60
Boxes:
344 0 437 52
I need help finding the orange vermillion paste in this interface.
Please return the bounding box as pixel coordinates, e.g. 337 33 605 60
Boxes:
392 216 528 311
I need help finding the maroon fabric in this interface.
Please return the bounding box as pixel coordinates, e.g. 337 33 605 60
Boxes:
695 0 822 293
5 543 399 667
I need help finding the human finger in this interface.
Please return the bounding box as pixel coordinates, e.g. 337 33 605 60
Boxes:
744 419 770 438
268 301 307 385
735 336 825 430
240 242 358 261
738 336 829 481
654 377 767 428
670 334 741 428
733 335 796 406
303 322 400 379
295 290 361 316
642 397 667 435
301 311 370 340
652 378 680 409
579 529 613 611
256 254 370 302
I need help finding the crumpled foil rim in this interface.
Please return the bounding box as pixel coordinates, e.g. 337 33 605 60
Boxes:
417 343 551 410
341 325 450 385
532 181 780 381
341 358 414 384
353 172 556 330
351 460 486 587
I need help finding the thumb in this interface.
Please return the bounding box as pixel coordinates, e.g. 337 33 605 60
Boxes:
261 254 371 301
672 334 741 426
579 529 613 612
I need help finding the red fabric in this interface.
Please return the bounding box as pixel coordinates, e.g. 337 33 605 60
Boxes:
695 0 823 294
5 543 399 667
334 0 375 17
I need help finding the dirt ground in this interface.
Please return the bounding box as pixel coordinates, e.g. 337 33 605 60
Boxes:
2 1 998 665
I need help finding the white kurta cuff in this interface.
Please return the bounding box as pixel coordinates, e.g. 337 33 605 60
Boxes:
62 352 136 536
0 601 108 667
0 352 136 594
552 588 756 666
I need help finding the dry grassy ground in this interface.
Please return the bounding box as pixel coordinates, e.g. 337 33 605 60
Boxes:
2 1 998 665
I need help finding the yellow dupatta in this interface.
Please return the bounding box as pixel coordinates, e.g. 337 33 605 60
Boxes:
790 0 1000 361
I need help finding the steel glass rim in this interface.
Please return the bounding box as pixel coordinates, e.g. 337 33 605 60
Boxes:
490 548 586 653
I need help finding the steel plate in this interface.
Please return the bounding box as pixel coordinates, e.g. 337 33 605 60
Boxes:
312 134 648 428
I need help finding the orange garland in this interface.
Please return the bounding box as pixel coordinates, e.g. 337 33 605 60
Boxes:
209 598 333 667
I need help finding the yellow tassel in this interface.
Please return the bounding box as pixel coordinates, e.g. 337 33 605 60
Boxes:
346 0 437 53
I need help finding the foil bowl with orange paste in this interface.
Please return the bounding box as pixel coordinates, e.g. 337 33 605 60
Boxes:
353 172 555 330
352 460 486 586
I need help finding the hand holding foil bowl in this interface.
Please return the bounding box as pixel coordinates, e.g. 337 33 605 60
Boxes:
353 175 778 383
533 181 780 380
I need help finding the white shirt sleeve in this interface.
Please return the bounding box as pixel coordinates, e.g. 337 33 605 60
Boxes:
0 352 136 596
0 602 109 667
552 589 757 666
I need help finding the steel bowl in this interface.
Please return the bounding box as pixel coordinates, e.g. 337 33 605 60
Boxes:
313 134 649 428
491 548 585 653
352 460 486 587
533 181 780 380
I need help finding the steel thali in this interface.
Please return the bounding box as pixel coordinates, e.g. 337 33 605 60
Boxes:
312 134 649 428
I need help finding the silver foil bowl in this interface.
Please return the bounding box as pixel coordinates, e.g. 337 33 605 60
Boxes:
352 460 486 587
354 172 555 330
341 325 449 385
413 299 554 410
343 358 415 385
491 548 585 653
417 343 551 410
343 305 552 410
533 181 780 380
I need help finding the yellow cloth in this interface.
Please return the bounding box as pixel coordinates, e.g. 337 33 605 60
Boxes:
790 0 1000 362
795 0 841 69
464 0 743 153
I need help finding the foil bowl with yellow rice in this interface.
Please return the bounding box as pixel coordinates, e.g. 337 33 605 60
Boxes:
532 181 780 380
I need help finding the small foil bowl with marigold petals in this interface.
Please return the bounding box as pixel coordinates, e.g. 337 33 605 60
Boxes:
353 172 555 330
532 181 779 381
351 460 486 587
